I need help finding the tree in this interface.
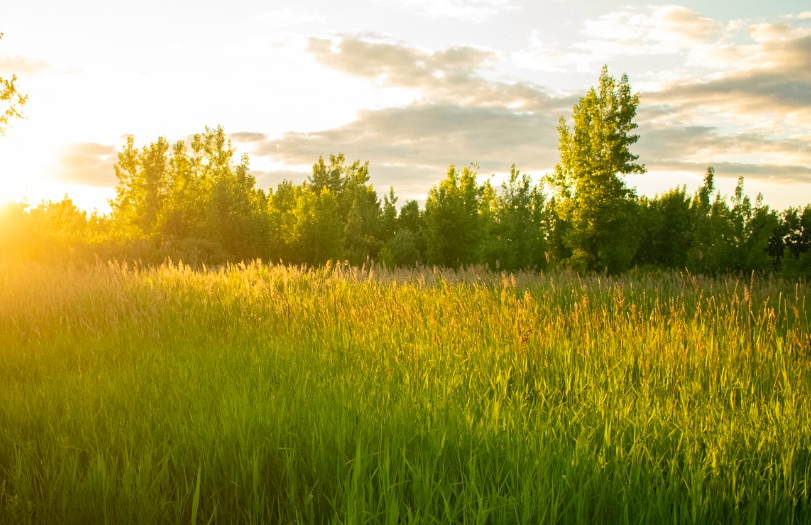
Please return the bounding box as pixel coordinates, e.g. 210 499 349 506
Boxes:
424 164 481 268
486 166 548 271
775 204 811 275
381 199 425 267
687 167 716 271
112 135 170 235
728 178 777 272
111 126 270 262
267 180 299 262
636 186 692 268
286 185 344 265
0 33 27 136
548 65 645 273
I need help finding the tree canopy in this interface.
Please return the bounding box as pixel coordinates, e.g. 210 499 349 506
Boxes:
2 65 810 277
548 65 645 272
0 32 27 136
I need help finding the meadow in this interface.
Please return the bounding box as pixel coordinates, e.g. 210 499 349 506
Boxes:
0 258 809 524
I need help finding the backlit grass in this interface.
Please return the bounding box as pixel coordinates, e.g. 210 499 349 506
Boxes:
0 258 809 524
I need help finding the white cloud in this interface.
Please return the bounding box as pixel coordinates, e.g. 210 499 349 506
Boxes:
512 31 600 73
577 5 724 56
513 6 727 75
54 143 118 187
256 8 325 28
0 55 50 76
306 35 566 110
783 12 811 20
748 23 811 43
376 0 518 23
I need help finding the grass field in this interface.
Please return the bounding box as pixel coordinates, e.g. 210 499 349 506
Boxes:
0 258 809 524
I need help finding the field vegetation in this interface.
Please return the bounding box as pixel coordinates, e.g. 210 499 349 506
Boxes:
2 43 811 524
0 258 809 524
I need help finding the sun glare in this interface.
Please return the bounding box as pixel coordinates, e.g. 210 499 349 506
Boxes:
0 137 40 206
0 126 113 210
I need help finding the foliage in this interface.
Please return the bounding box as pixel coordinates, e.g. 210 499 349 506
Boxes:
423 164 481 268
111 126 269 262
635 186 692 268
548 65 645 273
0 33 27 136
3 65 810 276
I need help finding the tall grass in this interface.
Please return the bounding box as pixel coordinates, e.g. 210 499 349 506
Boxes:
0 258 809 524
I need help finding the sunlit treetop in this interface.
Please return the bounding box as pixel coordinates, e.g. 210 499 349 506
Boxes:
0 32 27 137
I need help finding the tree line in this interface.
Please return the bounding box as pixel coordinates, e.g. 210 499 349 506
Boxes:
3 67 810 275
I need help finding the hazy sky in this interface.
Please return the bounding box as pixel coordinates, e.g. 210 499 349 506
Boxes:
1 0 810 211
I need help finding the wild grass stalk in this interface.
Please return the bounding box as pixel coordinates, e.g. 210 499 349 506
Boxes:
0 258 808 524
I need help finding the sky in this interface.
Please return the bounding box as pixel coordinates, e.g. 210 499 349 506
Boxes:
1 0 810 212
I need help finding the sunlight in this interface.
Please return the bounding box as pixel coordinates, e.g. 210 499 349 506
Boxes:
0 129 116 211
0 133 49 206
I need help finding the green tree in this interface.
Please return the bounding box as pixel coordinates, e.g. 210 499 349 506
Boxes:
776 204 811 275
0 33 27 136
728 179 777 272
485 166 548 271
112 126 270 262
112 135 170 235
687 170 776 273
267 180 299 263
380 199 425 267
190 127 269 260
687 168 717 272
159 139 204 241
398 200 423 239
287 185 344 265
548 66 645 272
424 164 481 268
636 186 692 268
478 177 499 268
309 154 346 196
380 187 398 245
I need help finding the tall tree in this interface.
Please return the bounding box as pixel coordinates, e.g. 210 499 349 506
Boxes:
381 199 424 267
775 204 811 275
636 186 692 268
111 126 270 261
111 135 170 235
287 185 344 265
0 33 27 136
489 166 547 271
548 66 645 273
424 164 480 268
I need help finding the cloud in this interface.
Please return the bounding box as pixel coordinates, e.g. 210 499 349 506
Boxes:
306 35 571 110
512 31 599 73
650 35 811 115
256 8 325 28
374 0 518 23
0 55 49 76
251 169 310 190
252 103 560 195
514 5 725 73
578 4 723 54
230 132 266 143
55 143 118 187
748 23 798 43
634 120 811 183
650 161 811 183
265 23 811 202
307 36 495 85
784 12 811 20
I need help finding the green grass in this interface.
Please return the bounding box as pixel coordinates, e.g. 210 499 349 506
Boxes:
0 258 809 524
